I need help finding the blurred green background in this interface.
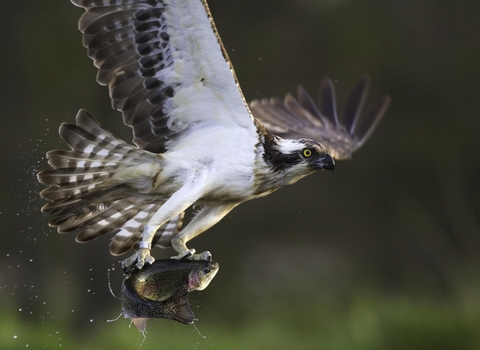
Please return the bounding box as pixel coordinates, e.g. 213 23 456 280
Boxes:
1 0 480 349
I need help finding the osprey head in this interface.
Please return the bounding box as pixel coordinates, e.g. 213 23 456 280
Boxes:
265 138 335 175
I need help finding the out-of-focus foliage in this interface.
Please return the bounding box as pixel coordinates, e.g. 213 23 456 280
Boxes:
2 291 480 349
1 0 479 348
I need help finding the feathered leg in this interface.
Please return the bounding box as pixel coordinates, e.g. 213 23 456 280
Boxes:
122 169 209 270
171 203 238 259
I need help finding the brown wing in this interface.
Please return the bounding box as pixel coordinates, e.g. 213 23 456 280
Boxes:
250 76 390 160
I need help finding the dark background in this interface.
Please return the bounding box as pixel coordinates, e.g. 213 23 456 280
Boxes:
1 0 479 349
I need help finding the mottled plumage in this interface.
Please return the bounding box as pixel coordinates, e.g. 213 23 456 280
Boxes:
38 0 389 269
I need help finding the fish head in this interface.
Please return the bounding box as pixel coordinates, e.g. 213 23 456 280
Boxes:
187 260 219 291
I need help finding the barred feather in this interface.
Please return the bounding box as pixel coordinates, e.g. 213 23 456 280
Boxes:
152 211 185 248
37 109 180 255
71 0 254 154
43 0 390 261
111 209 185 255
38 110 159 210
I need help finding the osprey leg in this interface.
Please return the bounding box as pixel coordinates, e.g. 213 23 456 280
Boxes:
171 203 238 260
122 173 208 271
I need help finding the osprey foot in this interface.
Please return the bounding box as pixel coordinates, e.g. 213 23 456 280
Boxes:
122 248 155 274
171 248 196 260
171 249 212 262
195 251 212 262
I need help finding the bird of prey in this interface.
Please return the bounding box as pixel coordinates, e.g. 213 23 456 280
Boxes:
38 0 390 271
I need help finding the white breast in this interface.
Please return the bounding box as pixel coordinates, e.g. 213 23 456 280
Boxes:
160 122 260 201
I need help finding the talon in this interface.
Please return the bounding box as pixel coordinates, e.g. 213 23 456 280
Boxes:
170 249 212 262
180 251 193 260
141 254 155 268
122 248 155 273
187 251 212 261
171 248 196 260
196 251 212 262
122 255 138 274
122 264 136 275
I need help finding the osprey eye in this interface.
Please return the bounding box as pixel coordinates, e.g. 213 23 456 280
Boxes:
302 148 312 158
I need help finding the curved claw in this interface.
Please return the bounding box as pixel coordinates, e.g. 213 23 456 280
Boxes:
122 248 155 274
195 251 212 262
171 250 212 262
171 248 196 260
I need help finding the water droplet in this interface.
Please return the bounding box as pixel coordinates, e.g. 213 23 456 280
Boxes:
192 324 206 339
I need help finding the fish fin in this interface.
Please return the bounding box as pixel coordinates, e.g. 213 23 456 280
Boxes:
131 317 148 332
167 288 195 325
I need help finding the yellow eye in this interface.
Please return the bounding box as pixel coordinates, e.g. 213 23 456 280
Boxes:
303 149 312 157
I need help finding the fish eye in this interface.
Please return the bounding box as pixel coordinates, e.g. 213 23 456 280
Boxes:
302 148 313 158
204 266 211 273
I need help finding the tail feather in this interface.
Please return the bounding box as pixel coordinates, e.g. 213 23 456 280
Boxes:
38 109 169 255
152 212 185 248
38 169 111 201
53 198 135 233
109 209 184 255
38 110 159 208
74 199 140 241
44 149 120 172
60 116 131 162
39 177 109 202
110 203 160 255
40 184 129 214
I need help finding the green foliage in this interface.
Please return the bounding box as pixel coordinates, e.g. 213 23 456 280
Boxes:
3 290 480 350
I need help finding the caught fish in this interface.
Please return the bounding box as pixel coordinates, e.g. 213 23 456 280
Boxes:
121 259 219 332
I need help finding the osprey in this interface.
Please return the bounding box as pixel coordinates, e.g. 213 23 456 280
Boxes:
38 0 390 271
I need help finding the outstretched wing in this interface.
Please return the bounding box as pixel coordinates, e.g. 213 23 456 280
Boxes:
250 76 390 160
72 0 255 153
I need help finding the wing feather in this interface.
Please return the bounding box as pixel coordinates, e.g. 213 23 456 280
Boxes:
250 76 390 160
318 78 339 127
72 0 256 154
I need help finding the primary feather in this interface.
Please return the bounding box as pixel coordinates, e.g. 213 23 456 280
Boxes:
38 0 389 269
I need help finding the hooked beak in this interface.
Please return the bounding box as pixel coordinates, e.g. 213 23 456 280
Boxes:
316 153 335 172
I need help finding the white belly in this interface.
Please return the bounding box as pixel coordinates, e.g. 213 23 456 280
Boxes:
158 123 260 202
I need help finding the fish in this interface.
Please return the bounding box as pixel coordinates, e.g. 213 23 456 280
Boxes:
121 258 219 332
